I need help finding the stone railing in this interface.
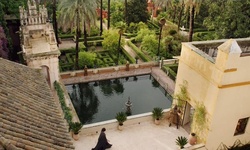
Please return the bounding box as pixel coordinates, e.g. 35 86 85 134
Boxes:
81 108 171 136
60 62 158 79
161 58 179 67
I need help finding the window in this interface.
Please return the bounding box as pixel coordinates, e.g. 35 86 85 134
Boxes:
234 117 249 136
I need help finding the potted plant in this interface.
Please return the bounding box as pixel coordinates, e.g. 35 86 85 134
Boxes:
152 107 164 125
115 111 127 131
176 136 188 149
69 122 83 140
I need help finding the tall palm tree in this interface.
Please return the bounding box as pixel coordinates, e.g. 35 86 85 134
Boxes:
125 0 128 25
177 0 185 30
184 0 203 42
107 0 110 29
100 0 103 35
58 0 97 70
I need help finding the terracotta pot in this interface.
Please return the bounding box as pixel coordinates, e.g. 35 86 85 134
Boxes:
154 119 160 125
72 133 80 141
118 124 124 131
188 133 197 145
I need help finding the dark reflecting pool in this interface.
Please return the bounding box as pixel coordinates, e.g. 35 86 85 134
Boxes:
66 74 172 125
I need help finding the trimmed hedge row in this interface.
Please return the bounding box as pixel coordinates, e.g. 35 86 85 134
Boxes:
123 33 137 38
162 64 178 81
54 81 73 124
74 36 103 42
87 40 103 46
121 47 136 64
87 36 103 41
59 34 74 39
147 20 160 30
127 40 151 62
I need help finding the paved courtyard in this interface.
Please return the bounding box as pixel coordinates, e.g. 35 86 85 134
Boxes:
74 119 190 150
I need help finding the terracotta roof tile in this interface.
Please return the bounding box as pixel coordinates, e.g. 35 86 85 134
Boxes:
0 58 74 149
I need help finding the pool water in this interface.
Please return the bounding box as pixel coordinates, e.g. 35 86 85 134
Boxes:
66 74 172 125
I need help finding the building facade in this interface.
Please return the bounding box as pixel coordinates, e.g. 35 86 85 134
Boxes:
175 38 250 149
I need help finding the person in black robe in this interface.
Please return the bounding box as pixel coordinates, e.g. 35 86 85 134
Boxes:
92 128 112 150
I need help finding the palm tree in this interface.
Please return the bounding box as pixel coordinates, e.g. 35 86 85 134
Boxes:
58 0 97 70
107 0 110 29
177 0 185 31
99 0 103 35
125 0 128 25
184 0 203 42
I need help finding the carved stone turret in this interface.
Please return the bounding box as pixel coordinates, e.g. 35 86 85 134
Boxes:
19 0 48 26
19 0 60 88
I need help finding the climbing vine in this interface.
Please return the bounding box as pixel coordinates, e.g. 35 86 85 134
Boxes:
173 80 190 108
191 101 209 143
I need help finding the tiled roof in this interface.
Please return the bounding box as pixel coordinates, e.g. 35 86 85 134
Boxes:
0 58 74 150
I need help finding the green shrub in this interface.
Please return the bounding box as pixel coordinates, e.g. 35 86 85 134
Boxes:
78 51 97 68
152 107 164 120
79 42 86 52
54 81 73 125
69 122 83 134
115 112 127 125
162 64 178 81
66 53 74 64
169 29 177 35
176 136 188 149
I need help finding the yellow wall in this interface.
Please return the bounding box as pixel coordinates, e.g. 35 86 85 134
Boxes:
175 38 250 149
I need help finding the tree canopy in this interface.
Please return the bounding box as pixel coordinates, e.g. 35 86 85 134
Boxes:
126 0 150 24
203 0 250 39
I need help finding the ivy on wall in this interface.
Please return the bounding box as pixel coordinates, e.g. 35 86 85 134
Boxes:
191 101 209 143
173 80 210 143
173 80 190 108
54 81 73 124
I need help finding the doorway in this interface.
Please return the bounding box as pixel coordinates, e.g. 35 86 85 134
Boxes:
182 102 194 133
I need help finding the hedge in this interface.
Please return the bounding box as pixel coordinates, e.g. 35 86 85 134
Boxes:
74 36 103 42
123 33 137 38
59 34 74 39
121 47 136 64
147 20 160 30
127 40 151 62
161 64 178 81
66 53 74 64
87 40 103 46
